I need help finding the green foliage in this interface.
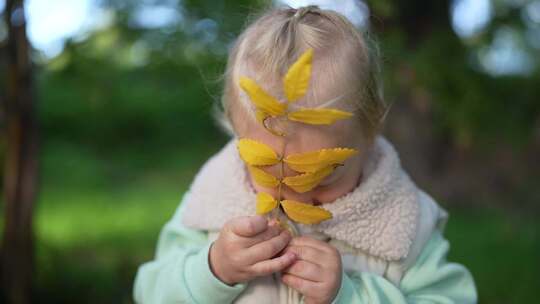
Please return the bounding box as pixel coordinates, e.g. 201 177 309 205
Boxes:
368 0 540 147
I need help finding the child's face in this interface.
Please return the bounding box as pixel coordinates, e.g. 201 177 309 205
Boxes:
235 114 370 205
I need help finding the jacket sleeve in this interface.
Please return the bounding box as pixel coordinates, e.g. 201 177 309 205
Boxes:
133 191 247 303
331 230 477 304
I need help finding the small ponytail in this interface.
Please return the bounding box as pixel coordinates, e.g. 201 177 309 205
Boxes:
291 5 321 21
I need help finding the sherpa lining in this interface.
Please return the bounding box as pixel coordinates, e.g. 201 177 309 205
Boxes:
181 136 420 261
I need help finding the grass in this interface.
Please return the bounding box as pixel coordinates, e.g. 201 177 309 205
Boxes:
2 139 539 303
34 185 180 303
30 138 226 303
444 207 539 303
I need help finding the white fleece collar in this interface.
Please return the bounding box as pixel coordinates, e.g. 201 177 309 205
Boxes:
181 136 420 261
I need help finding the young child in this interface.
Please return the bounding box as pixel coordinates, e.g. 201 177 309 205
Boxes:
134 4 477 304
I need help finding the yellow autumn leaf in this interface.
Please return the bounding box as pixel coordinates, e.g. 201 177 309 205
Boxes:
281 199 332 224
283 48 313 103
237 139 280 166
287 108 354 125
282 165 334 193
284 148 358 173
256 192 278 214
239 76 286 116
248 165 280 188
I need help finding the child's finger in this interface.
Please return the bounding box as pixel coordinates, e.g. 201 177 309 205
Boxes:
250 251 296 277
282 260 322 283
289 235 334 254
228 215 268 237
283 245 325 267
244 222 281 247
246 230 292 263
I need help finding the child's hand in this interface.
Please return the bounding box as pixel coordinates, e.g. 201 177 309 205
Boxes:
281 236 342 304
209 215 297 285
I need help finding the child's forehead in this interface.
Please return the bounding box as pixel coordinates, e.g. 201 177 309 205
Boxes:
238 55 354 109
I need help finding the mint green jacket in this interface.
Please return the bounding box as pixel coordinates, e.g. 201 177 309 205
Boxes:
133 194 477 304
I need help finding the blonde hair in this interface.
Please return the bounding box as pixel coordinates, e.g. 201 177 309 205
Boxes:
213 5 386 140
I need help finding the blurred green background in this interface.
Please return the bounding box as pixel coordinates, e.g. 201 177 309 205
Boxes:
1 0 539 303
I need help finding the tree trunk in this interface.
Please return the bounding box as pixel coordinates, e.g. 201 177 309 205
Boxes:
1 0 39 303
